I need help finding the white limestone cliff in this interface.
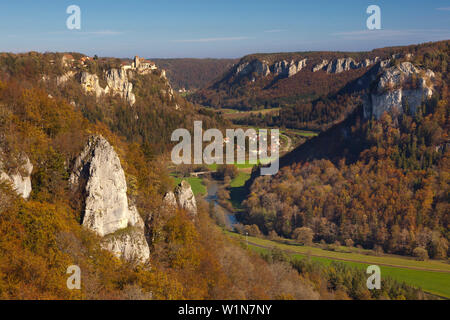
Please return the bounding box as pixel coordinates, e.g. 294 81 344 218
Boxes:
174 180 197 216
235 60 271 77
313 57 380 73
162 181 197 216
102 227 150 264
105 69 136 105
80 69 136 106
326 58 358 73
364 62 435 120
254 60 272 77
0 154 33 199
69 135 149 262
56 71 76 86
290 59 308 77
80 72 105 98
312 60 329 72
235 58 307 79
163 191 177 208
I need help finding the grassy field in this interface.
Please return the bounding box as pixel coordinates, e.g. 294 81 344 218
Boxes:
172 176 206 196
208 163 255 171
227 232 450 298
229 172 251 209
283 129 319 138
208 157 278 171
230 172 251 188
221 108 281 120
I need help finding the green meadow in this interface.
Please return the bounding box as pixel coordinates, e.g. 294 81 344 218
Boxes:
172 176 206 196
227 232 450 298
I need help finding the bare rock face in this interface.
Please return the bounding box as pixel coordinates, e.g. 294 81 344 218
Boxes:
326 58 358 73
163 181 197 216
0 154 33 199
361 57 380 68
235 58 307 79
70 135 149 262
289 59 307 77
235 60 271 77
163 191 177 208
254 60 271 77
70 135 143 236
313 57 380 73
175 181 197 215
272 59 307 77
56 71 76 86
80 72 105 98
312 60 328 72
235 61 250 76
364 62 435 120
80 69 136 106
102 227 150 264
105 69 136 105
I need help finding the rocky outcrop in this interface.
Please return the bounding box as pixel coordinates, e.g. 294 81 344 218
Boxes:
0 154 33 199
326 58 359 73
290 59 308 77
162 181 197 216
105 69 136 105
235 55 381 78
69 135 149 262
272 59 307 77
361 57 380 68
175 180 197 215
102 227 150 264
56 71 76 86
235 58 307 79
80 72 105 98
163 191 177 208
69 135 144 236
80 69 136 105
312 60 328 72
255 60 271 77
364 62 435 120
313 57 380 73
235 60 271 77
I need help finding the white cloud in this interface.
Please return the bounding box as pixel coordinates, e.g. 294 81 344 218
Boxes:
83 30 123 35
47 30 123 36
437 7 450 11
264 29 286 33
172 37 251 43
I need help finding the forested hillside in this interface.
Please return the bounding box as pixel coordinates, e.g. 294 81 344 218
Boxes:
153 58 238 91
243 41 449 260
0 52 392 300
193 41 449 132
0 48 443 300
192 49 390 111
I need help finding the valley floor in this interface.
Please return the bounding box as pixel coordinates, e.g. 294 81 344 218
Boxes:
226 231 450 299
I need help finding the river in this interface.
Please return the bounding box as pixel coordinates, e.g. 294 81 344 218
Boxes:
204 180 238 228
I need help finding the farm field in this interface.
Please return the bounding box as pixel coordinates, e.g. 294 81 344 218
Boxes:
226 232 450 298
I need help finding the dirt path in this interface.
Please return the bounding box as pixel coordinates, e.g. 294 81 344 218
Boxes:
246 240 450 274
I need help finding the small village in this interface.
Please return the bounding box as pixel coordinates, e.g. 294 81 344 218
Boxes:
60 53 161 76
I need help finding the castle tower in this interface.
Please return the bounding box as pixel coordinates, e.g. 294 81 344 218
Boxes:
134 56 140 69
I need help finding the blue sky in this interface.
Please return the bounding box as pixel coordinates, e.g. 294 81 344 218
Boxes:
0 0 449 58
